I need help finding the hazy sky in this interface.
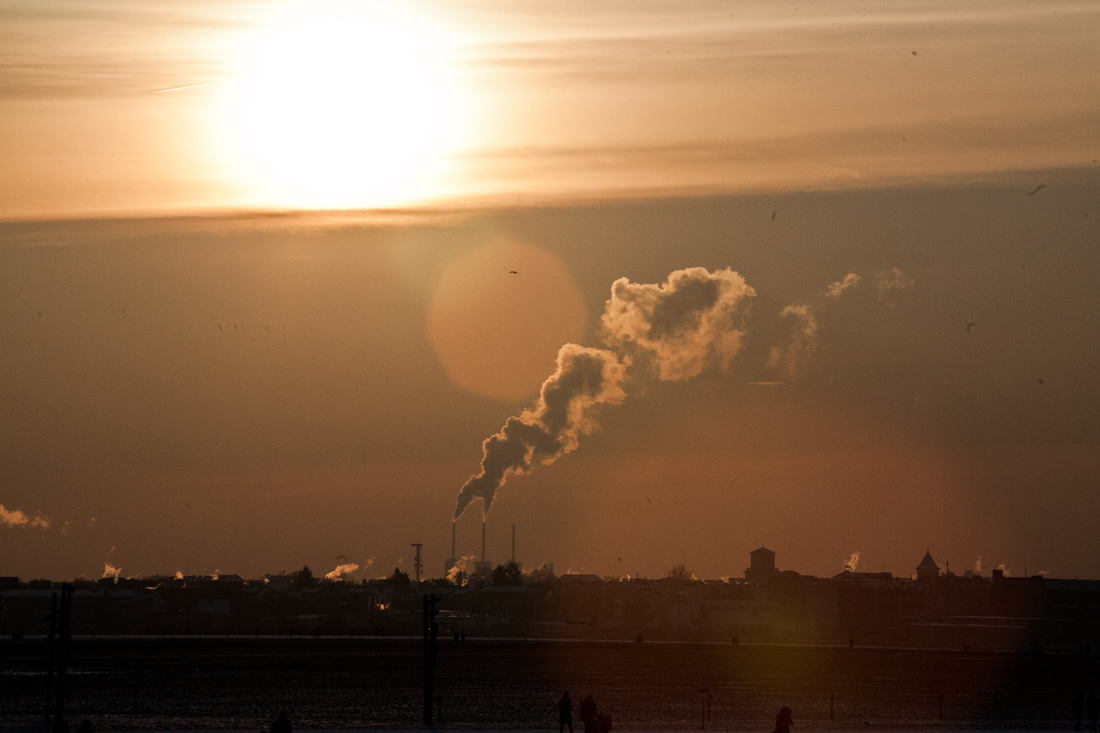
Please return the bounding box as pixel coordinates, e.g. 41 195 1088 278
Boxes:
2 0 1098 582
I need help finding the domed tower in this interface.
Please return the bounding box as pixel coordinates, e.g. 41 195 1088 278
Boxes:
745 546 777 584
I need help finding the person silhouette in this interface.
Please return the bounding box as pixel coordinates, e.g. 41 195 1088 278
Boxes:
580 694 597 733
559 691 574 733
774 706 793 733
271 710 292 733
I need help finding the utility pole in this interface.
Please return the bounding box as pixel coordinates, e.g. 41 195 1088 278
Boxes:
423 593 440 726
44 592 57 725
55 583 73 731
411 542 423 585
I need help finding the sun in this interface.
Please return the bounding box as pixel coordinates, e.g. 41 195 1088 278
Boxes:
212 0 467 209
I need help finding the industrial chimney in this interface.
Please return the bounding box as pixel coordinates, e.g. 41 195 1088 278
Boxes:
474 519 491 577
443 521 456 577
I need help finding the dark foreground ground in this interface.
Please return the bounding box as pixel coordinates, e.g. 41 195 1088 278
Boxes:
2 637 1096 731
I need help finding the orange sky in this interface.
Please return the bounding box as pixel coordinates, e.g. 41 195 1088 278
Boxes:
2 0 1099 217
1 1 1099 582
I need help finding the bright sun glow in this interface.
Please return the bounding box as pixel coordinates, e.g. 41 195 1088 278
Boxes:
213 0 468 209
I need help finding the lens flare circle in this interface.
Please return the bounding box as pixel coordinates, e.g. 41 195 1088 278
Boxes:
428 240 588 402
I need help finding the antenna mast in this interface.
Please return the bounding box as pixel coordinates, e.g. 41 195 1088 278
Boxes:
411 542 423 584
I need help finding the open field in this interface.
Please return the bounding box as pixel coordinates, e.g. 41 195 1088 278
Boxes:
2 638 1095 731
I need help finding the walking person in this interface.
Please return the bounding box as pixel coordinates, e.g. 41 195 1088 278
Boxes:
559 691 574 733
271 710 292 733
580 694 597 733
773 706 793 733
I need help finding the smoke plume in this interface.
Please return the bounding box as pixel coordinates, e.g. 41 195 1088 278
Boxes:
446 554 476 585
974 556 983 575
454 268 756 519
602 267 755 380
175 571 184 580
325 562 362 580
454 344 628 519
454 264 908 519
875 267 914 302
0 503 51 529
844 551 861 572
102 562 121 581
825 273 862 299
766 304 819 380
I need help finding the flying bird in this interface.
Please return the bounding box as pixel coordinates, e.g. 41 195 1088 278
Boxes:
1028 184 1046 196
966 322 977 334
508 270 519 274
771 210 778 221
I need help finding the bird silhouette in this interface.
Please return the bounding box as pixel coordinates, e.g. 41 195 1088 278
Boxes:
509 270 519 275
966 322 977 334
1028 184 1046 196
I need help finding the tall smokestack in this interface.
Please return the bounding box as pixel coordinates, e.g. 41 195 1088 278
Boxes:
481 520 486 562
451 521 456 560
511 523 516 563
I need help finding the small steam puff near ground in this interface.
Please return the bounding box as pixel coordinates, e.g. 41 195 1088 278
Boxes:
453 266 909 520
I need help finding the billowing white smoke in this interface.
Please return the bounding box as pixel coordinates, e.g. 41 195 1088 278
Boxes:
455 268 754 519
997 562 1010 577
175 571 184 580
974 556 983 574
446 554 476 585
454 345 629 519
844 551 861 572
0 503 51 529
453 265 909 519
325 562 362 580
602 267 755 380
102 562 121 581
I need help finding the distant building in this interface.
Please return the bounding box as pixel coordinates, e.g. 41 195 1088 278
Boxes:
745 546 778 584
916 550 940 583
